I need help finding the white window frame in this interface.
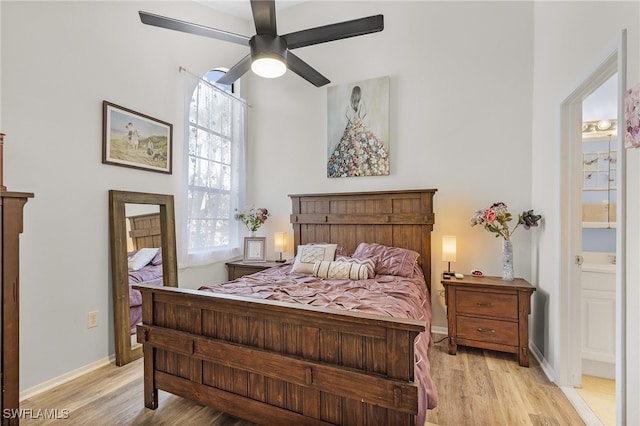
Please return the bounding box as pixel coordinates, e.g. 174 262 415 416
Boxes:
180 69 246 267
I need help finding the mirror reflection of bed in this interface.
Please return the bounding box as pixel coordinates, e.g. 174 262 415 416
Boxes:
126 206 163 349
109 190 178 366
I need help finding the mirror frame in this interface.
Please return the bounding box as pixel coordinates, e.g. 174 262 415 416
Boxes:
109 190 178 366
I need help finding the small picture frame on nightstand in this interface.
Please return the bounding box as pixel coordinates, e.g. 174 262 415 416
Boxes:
243 237 266 262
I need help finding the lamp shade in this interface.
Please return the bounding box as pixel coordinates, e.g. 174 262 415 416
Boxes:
442 235 457 262
274 232 287 252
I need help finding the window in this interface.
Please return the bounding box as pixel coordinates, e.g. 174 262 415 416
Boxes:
204 69 233 93
182 69 246 266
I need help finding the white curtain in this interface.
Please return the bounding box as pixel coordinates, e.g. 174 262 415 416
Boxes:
180 70 247 267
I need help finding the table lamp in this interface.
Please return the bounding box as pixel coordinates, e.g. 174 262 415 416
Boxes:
442 235 456 278
274 232 287 263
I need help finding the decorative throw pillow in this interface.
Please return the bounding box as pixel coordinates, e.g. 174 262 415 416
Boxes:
352 242 420 278
128 247 160 271
335 245 350 257
291 243 338 274
336 255 375 278
150 248 163 266
313 260 369 280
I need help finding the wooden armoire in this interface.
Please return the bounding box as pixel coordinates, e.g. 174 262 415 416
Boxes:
1 190 33 425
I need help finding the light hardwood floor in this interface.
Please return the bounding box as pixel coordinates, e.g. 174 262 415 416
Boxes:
427 334 584 425
575 375 615 426
19 334 584 425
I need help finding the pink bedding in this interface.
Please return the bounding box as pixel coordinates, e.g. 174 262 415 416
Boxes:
198 260 438 422
129 263 163 333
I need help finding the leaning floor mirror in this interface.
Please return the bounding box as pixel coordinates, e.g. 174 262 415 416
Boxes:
109 190 178 366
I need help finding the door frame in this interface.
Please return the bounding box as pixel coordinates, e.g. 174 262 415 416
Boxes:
558 30 626 424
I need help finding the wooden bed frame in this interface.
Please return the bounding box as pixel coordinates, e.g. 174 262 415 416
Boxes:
127 212 163 336
134 189 436 425
128 212 162 250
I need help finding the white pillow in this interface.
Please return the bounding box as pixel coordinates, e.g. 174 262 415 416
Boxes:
291 243 337 274
128 248 160 271
313 260 369 280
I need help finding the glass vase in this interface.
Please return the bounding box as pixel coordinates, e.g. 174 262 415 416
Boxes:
502 240 514 281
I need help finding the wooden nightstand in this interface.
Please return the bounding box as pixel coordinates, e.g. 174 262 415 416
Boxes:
441 275 536 367
226 260 282 281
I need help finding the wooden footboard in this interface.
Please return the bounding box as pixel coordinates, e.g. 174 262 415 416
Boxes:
134 284 425 425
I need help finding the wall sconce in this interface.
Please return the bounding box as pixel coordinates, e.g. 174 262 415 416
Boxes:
274 232 287 263
442 235 457 278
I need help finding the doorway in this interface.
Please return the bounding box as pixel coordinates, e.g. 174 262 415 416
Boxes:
558 30 626 426
575 74 618 425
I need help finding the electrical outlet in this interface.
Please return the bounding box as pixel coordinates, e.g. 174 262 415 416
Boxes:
87 311 99 328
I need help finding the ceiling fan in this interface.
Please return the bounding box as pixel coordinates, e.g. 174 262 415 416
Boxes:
139 1 384 87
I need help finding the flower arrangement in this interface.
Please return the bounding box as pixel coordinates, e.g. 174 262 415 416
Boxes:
470 202 541 240
235 206 270 233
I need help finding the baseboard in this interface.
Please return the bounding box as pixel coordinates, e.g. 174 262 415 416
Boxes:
560 386 603 426
529 340 557 383
582 358 615 380
431 325 448 336
19 354 116 401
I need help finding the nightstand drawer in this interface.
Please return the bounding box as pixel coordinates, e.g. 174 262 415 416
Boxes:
230 265 262 279
457 316 518 346
456 290 518 319
226 261 281 281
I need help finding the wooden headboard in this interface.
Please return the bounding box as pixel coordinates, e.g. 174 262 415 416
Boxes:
289 189 437 292
127 213 162 250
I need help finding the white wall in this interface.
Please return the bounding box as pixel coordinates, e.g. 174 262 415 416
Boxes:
531 2 640 423
6 4 636 420
1 0 535 392
1 0 251 390
249 0 535 331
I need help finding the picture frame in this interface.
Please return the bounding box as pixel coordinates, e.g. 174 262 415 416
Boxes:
327 76 390 178
243 237 266 262
102 101 173 174
625 81 640 149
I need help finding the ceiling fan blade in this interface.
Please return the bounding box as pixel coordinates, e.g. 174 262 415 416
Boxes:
250 0 277 35
284 15 384 50
286 52 330 88
139 11 250 46
216 54 252 85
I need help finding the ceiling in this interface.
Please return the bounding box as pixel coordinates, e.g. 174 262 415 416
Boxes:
198 1 307 21
196 1 617 120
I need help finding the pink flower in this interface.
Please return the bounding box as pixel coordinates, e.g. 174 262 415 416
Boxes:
484 209 497 223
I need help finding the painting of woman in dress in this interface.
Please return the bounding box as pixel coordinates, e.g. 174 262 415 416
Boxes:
327 76 389 178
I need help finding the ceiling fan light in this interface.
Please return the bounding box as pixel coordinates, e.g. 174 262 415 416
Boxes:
251 56 287 78
249 34 288 79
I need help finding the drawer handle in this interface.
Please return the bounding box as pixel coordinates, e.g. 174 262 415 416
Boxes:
477 327 496 333
476 302 492 307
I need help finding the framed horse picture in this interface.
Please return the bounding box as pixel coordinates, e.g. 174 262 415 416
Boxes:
102 101 173 174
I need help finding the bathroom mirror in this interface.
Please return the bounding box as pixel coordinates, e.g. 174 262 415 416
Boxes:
109 190 178 366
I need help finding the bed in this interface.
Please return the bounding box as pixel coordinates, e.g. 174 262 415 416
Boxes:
134 189 437 425
127 213 164 334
